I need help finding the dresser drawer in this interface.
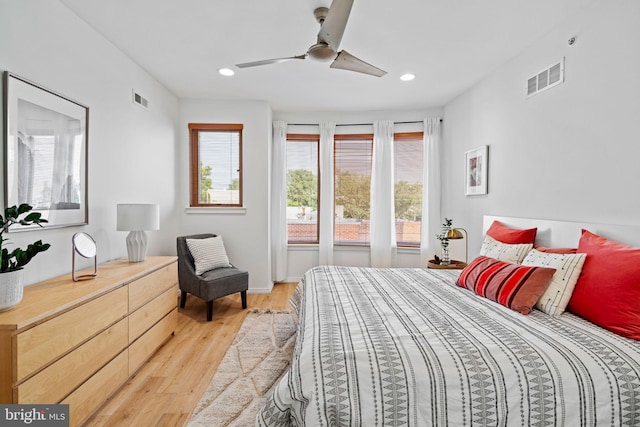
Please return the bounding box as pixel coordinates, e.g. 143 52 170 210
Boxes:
62 350 129 427
129 286 177 343
129 263 177 311
129 309 176 375
16 286 128 382
16 318 128 404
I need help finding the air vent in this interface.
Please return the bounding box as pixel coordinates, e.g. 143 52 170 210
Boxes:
526 58 564 97
132 90 149 109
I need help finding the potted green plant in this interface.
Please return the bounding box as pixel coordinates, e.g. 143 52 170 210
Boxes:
0 204 51 311
435 218 454 265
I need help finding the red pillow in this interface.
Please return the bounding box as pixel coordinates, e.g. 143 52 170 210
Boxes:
567 229 640 340
457 256 555 315
534 246 578 254
487 221 537 244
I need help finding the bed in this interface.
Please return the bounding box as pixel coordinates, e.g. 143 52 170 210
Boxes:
257 217 640 426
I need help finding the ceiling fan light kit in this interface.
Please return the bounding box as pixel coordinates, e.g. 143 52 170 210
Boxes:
235 0 386 77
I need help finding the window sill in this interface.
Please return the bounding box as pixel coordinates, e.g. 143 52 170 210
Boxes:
287 244 318 251
185 207 247 215
287 244 420 254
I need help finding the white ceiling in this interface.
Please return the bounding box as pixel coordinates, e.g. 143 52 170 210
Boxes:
60 0 594 112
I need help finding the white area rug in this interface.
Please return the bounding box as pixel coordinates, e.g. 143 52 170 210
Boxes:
188 309 297 427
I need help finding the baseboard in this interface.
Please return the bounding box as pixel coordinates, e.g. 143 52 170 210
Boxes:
247 288 273 294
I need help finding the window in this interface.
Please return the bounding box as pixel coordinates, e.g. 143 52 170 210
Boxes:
394 132 424 247
334 134 373 245
284 129 425 248
189 123 242 207
286 134 319 243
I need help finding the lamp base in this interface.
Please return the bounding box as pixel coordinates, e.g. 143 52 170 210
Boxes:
126 230 148 262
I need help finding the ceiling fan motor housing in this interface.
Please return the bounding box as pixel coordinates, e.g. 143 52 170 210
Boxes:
308 42 336 61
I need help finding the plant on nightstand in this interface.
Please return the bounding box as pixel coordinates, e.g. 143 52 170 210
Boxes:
436 218 454 265
0 204 51 311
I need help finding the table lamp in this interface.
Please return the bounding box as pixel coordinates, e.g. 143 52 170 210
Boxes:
117 204 159 262
446 227 468 264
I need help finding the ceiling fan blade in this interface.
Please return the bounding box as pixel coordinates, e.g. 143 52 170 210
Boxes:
236 54 306 68
330 50 387 77
318 0 354 52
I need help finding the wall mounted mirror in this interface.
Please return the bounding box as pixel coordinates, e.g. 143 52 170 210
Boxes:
72 232 97 281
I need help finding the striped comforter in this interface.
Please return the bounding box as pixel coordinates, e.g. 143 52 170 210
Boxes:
257 266 640 426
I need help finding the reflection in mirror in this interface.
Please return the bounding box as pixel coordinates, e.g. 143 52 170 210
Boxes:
72 232 97 281
74 232 96 258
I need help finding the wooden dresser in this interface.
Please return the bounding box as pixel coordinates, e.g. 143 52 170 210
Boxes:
0 256 178 426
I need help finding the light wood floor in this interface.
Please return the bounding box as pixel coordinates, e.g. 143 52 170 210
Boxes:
84 282 298 427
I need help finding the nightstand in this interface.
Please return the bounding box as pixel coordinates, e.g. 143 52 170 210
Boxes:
427 260 467 270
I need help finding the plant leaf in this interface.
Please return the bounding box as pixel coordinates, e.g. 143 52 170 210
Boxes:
23 212 42 222
17 204 33 215
5 206 18 220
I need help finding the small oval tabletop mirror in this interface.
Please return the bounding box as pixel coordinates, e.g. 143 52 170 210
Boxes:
74 232 97 258
72 232 97 281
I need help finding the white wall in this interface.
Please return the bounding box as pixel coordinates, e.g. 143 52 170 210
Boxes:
273 108 442 281
442 0 640 257
0 0 179 286
178 99 273 292
6 0 633 290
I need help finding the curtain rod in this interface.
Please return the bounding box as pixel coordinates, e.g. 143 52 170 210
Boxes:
287 119 442 127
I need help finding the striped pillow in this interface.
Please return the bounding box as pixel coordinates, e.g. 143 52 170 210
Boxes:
457 256 556 314
186 236 232 275
480 235 533 264
522 249 586 316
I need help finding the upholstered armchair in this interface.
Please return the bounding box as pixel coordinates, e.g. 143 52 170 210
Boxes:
176 234 248 321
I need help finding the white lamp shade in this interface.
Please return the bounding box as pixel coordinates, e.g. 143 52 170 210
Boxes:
117 204 160 231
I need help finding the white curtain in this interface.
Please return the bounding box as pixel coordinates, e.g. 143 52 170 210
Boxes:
271 121 288 281
370 120 397 267
318 121 336 265
420 117 442 266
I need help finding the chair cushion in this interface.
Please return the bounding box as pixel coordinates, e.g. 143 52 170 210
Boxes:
186 236 232 275
201 266 247 281
197 267 249 301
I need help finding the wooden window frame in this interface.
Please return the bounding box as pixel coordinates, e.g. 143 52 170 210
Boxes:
286 134 320 244
188 123 243 207
394 131 424 141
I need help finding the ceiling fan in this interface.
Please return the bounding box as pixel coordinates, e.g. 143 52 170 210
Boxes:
235 0 386 77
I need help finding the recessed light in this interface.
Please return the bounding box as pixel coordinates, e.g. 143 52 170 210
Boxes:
218 68 235 77
400 73 415 81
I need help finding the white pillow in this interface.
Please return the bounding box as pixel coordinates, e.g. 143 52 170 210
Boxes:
479 235 533 264
521 249 586 316
186 236 232 275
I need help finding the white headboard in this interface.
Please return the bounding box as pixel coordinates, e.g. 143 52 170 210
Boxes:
483 215 640 248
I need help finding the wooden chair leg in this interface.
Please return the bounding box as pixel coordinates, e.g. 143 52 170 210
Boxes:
206 300 213 321
180 291 187 308
241 290 247 309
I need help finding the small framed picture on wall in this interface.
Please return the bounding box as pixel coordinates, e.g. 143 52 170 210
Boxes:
465 145 488 195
